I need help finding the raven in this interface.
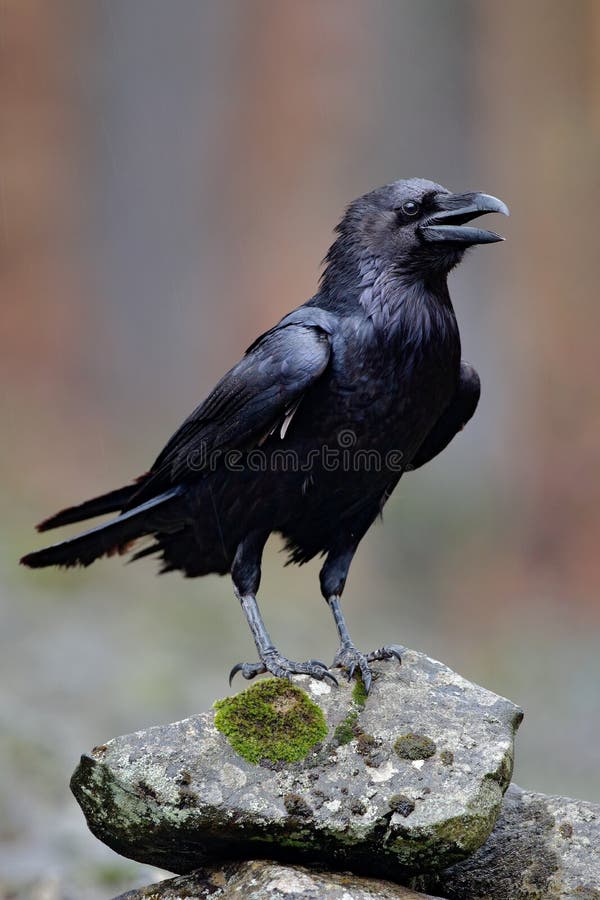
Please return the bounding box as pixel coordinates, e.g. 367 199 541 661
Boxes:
21 178 508 692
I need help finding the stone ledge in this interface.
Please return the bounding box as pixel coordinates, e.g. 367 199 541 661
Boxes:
71 648 522 879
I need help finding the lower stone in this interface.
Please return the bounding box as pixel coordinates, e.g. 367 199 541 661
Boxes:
423 783 600 899
113 859 444 900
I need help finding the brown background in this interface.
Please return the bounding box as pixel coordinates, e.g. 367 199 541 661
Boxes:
1 2 599 896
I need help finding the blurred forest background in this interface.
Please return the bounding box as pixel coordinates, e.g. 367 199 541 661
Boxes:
1 1 600 897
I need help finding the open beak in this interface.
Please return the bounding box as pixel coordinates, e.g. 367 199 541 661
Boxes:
419 192 510 246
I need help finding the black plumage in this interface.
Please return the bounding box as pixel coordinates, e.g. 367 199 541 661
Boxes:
21 178 508 691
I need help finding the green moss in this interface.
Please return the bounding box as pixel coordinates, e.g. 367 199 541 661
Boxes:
333 711 359 745
394 732 437 760
214 679 327 765
330 677 368 747
352 675 368 706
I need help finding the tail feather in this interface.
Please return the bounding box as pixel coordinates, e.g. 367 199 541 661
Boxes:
36 481 147 532
21 487 184 570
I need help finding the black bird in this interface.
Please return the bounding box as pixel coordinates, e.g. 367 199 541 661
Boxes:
21 178 508 692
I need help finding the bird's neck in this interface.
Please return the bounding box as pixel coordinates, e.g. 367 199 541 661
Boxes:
322 250 457 340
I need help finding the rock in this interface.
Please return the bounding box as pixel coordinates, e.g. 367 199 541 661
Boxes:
424 783 600 899
112 859 445 899
70 648 522 880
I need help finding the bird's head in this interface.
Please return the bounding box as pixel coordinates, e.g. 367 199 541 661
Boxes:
326 178 509 287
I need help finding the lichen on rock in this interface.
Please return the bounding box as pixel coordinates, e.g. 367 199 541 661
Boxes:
213 679 327 764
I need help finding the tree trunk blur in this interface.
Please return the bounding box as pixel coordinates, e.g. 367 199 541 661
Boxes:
0 0 90 490
476 0 600 603
216 0 377 342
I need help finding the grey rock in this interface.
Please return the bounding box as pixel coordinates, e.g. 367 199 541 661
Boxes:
71 648 522 880
112 859 444 900
425 783 600 899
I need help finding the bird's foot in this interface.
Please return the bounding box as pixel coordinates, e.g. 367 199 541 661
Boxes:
229 649 338 688
332 643 402 694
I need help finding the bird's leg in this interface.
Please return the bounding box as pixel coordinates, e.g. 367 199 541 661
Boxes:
321 547 402 694
229 533 337 687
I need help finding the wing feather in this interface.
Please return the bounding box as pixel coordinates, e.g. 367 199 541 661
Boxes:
129 322 332 504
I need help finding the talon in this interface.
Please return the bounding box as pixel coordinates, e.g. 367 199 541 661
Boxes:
361 669 372 695
366 644 403 666
229 650 338 688
229 662 244 686
303 663 337 687
229 660 265 685
331 640 402 694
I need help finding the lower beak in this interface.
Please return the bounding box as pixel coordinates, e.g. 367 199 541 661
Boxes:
419 192 509 246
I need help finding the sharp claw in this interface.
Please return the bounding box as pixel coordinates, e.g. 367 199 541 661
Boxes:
229 660 267 684
229 662 244 686
323 670 339 687
361 670 372 695
366 644 403 665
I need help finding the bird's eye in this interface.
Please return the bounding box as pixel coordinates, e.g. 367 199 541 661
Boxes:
401 200 420 216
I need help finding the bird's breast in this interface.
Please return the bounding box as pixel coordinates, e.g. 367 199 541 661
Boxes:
305 307 461 460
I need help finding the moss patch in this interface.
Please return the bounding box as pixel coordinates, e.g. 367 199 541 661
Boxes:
329 675 368 747
333 711 359 746
394 732 437 760
352 675 368 706
214 679 327 765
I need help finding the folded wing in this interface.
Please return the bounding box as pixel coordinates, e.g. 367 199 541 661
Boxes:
130 321 332 504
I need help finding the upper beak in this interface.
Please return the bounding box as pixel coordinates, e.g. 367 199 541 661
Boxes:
419 192 510 246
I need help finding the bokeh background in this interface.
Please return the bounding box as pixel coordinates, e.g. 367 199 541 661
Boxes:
2 1 599 897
